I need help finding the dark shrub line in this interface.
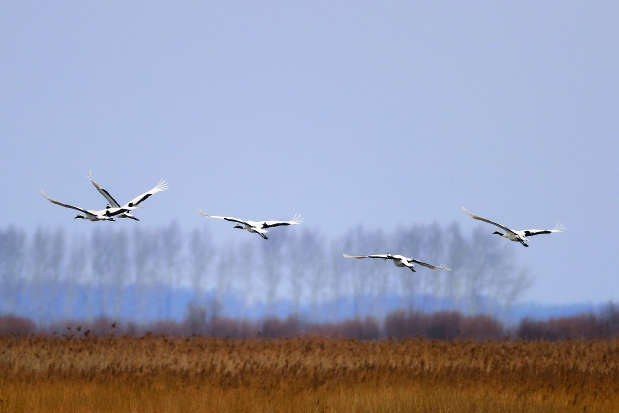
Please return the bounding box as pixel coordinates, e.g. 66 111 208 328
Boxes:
2 306 619 340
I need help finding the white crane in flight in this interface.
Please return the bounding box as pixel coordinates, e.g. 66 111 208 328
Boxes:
462 207 565 247
88 171 168 221
199 210 302 239
343 253 451 272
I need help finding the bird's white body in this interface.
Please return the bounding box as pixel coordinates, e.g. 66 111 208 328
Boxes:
343 253 451 272
199 210 302 239
88 172 168 221
40 190 131 221
462 207 565 247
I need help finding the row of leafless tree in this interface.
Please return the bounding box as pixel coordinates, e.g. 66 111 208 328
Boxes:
0 221 531 323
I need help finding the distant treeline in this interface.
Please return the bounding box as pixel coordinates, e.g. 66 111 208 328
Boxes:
0 222 530 323
2 305 619 341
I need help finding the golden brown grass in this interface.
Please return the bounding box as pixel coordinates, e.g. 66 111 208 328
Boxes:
1 336 618 412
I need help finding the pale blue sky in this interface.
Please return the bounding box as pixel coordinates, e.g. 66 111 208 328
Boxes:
1 2 617 305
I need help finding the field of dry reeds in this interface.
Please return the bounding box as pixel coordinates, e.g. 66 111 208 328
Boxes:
1 335 618 413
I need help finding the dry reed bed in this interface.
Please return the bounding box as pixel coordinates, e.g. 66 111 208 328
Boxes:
0 336 619 411
1 336 618 383
0 336 619 412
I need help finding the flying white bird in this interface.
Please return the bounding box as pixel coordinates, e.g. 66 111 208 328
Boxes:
40 190 131 221
462 207 565 247
343 253 451 272
88 171 168 221
198 210 302 239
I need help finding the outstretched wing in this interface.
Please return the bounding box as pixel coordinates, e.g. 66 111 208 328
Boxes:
88 171 121 208
524 223 566 237
410 258 451 271
124 179 168 208
343 253 369 260
462 207 517 235
343 253 390 260
366 254 392 260
198 210 249 225
261 213 303 228
41 190 93 217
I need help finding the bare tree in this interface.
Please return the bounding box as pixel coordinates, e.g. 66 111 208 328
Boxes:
232 240 257 319
188 226 214 305
65 233 89 319
110 229 130 319
213 240 235 318
0 226 26 314
280 228 328 317
452 227 531 315
443 222 467 311
326 239 347 321
261 231 289 316
28 227 65 323
91 227 129 318
132 227 161 321
300 229 327 317
48 228 66 321
285 231 304 315
158 222 183 318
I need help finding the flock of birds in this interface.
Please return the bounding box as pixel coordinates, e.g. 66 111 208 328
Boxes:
40 172 169 222
41 173 566 273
